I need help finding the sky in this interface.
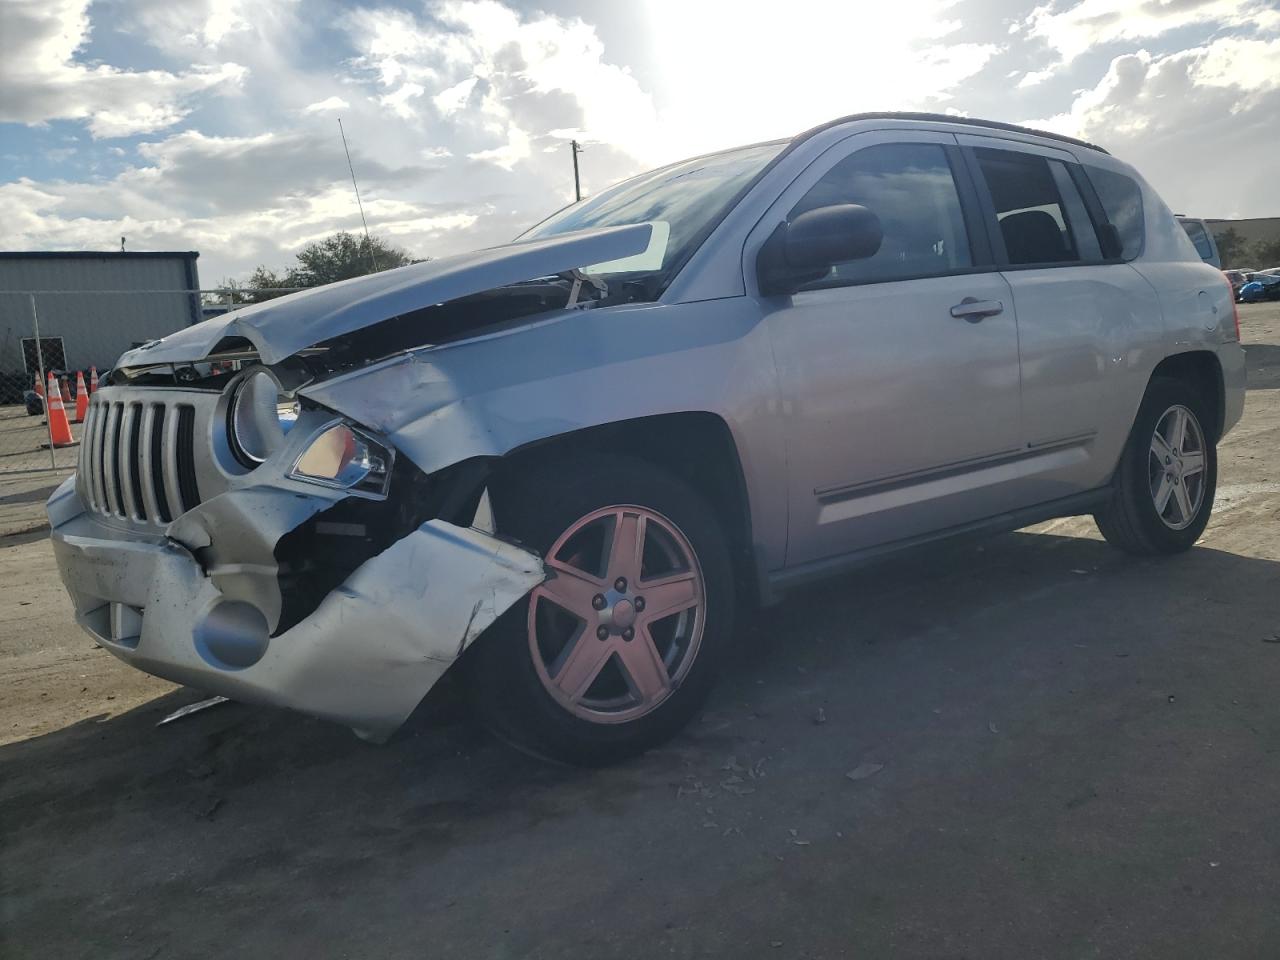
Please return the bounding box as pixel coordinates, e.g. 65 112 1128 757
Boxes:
1 0 1278 285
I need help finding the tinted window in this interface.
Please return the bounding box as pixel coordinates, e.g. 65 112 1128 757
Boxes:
975 149 1080 265
789 142 972 287
1086 166 1144 261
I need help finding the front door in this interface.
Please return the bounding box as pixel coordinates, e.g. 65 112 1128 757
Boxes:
754 132 1023 567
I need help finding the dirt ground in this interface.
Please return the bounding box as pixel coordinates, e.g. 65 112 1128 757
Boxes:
3 304 1280 959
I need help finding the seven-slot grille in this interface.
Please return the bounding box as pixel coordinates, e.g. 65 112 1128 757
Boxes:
78 396 202 524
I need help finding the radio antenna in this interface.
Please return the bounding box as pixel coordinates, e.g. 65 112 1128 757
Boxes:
338 117 378 272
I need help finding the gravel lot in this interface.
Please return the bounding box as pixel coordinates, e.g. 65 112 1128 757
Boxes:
4 303 1280 959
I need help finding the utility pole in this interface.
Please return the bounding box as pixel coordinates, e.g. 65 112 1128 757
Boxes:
571 139 583 202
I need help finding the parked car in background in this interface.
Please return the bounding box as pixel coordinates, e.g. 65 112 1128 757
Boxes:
1177 216 1220 268
1239 274 1280 302
47 113 1246 764
1225 270 1249 297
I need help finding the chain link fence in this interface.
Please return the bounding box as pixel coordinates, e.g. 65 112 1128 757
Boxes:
0 288 297 482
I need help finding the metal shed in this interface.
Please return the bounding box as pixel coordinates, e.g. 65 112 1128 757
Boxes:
0 251 201 388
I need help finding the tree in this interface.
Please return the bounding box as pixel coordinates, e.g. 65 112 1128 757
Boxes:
1214 228 1250 270
236 231 417 303
293 232 413 285
1251 237 1280 269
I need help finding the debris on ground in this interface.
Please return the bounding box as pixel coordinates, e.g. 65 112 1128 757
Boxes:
157 695 230 727
846 762 884 781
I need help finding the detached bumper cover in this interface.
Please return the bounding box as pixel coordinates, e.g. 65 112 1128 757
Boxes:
47 476 544 740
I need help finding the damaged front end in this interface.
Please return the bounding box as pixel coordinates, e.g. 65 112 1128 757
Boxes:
46 386 540 742
46 372 543 741
46 223 662 739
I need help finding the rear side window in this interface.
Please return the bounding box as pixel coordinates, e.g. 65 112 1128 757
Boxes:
1181 220 1214 260
789 142 973 288
974 148 1081 266
1085 166 1145 261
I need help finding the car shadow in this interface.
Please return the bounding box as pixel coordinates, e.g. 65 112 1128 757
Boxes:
5 525 1280 956
1244 343 1280 390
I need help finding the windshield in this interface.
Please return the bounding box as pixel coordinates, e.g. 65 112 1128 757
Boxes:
522 142 784 285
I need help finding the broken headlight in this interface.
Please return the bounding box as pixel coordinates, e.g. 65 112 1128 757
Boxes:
289 422 392 497
228 369 299 466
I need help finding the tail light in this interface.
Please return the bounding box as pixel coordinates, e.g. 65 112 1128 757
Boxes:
1224 273 1241 341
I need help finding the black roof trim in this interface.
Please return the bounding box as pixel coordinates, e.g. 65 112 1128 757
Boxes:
0 251 200 261
791 112 1110 155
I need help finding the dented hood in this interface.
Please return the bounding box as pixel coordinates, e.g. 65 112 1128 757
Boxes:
117 223 653 368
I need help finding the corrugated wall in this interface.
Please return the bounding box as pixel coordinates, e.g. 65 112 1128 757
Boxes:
0 254 200 375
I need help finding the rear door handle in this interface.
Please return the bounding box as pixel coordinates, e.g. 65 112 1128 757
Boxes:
950 298 1004 322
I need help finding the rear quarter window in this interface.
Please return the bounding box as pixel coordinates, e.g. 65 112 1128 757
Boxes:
1085 166 1144 261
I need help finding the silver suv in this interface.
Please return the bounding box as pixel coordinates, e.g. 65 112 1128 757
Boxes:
48 113 1245 764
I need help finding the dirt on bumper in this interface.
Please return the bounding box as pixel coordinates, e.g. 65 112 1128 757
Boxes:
46 477 544 740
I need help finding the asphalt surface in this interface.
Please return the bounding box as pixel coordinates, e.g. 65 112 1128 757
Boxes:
3 303 1280 960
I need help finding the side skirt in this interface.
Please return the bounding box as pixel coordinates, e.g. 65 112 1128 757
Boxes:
762 487 1112 601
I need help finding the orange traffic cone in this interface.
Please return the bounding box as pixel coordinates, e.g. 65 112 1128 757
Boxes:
73 371 89 423
34 374 44 399
59 376 71 404
45 373 76 448
89 366 99 393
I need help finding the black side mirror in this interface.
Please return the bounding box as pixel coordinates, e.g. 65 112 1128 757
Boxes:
757 203 883 297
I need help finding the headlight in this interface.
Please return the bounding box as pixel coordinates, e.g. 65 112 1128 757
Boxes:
228 369 298 466
290 422 392 497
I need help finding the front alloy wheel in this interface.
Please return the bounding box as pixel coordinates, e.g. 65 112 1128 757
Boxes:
470 457 733 765
530 506 705 724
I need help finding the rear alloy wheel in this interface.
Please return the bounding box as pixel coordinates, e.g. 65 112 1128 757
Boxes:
1095 377 1217 555
469 458 733 765
1148 404 1208 531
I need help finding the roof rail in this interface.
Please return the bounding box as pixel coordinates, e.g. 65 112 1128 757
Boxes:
792 112 1110 155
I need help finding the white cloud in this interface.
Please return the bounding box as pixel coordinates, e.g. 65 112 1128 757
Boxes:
1018 68 1055 88
0 128 475 279
1023 0 1280 64
303 96 350 114
344 1 661 161
0 0 247 137
633 0 1000 158
1025 36 1280 215
467 126 531 171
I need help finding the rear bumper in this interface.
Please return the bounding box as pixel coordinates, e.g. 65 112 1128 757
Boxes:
47 477 544 740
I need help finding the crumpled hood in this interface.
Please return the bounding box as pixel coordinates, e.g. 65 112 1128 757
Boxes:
116 223 653 368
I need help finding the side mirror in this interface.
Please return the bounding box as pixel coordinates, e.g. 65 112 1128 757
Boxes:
757 203 883 297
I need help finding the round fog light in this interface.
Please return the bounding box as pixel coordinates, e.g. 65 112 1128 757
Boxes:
194 601 270 670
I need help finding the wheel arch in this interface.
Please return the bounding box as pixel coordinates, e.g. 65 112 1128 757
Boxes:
486 413 763 607
1149 349 1225 441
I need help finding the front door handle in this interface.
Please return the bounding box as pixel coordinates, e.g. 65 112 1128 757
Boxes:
950 298 1004 322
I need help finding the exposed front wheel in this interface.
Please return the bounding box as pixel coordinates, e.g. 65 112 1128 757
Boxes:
469 457 733 765
1094 377 1217 555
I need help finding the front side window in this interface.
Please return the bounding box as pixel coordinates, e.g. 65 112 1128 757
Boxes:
788 142 973 288
975 148 1082 266
1086 166 1145 261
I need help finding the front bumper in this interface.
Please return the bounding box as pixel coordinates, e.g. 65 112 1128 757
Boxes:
47 476 544 740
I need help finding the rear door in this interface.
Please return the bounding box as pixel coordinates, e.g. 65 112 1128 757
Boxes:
961 136 1160 499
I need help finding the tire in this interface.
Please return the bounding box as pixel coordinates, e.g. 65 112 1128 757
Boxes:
468 456 734 766
1094 376 1217 555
